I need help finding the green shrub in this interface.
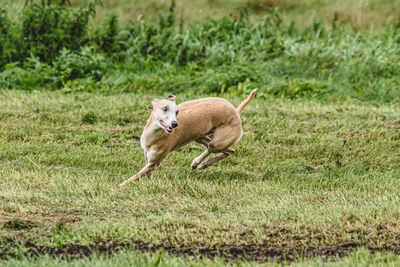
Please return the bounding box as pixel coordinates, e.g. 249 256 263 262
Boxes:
26 46 108 89
20 0 99 63
0 62 42 90
267 79 328 99
92 14 120 55
52 47 108 85
0 7 19 68
1 1 400 103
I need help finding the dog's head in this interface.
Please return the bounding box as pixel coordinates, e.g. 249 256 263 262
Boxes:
148 94 179 134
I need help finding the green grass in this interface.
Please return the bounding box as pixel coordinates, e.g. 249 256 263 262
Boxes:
1 90 400 264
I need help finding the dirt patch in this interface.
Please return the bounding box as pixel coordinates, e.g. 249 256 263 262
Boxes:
0 213 81 226
2 220 37 230
1 238 400 263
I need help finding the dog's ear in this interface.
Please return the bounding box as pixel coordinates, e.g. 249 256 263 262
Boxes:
147 98 159 109
168 94 176 102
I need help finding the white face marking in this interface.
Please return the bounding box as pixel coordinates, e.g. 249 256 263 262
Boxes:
154 100 179 133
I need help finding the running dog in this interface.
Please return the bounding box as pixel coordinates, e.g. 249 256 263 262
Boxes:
119 89 257 187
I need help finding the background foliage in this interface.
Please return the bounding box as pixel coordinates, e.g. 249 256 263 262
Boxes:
0 0 400 103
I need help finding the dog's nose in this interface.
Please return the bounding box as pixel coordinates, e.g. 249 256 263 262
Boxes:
171 121 178 128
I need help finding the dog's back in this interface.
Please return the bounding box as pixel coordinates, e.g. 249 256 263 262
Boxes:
170 98 241 150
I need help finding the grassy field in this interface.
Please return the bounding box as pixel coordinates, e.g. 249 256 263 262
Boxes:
2 0 400 265
1 90 400 265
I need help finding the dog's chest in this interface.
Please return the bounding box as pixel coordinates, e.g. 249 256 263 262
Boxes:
140 132 154 151
140 126 167 152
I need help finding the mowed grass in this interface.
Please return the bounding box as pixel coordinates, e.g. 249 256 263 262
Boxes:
1 90 400 264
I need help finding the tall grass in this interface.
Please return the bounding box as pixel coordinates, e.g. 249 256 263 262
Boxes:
0 0 400 103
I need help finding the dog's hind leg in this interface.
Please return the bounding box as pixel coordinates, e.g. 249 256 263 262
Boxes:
191 136 211 169
191 149 210 169
196 148 235 170
196 124 242 170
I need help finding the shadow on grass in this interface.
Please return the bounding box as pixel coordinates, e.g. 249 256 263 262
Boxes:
173 168 253 183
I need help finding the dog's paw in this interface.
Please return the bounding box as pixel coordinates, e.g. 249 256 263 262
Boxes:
191 160 200 169
190 163 198 169
196 163 207 170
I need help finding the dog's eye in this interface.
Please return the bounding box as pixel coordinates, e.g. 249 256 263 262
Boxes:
176 110 179 116
162 106 168 112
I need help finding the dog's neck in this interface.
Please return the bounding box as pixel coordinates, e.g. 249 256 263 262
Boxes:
141 117 168 149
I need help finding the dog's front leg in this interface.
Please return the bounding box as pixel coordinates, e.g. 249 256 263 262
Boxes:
118 163 156 187
119 151 167 187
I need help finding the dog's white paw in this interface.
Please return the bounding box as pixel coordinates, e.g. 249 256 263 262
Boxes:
191 158 202 169
191 161 199 169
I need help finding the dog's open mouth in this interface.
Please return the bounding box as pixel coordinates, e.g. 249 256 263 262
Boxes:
160 120 173 133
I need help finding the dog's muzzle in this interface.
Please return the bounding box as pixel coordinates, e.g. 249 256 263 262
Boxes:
160 120 173 133
171 121 178 128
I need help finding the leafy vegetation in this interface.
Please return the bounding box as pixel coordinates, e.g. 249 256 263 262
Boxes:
1 0 400 102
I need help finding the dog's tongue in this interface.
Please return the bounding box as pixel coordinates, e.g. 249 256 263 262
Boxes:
160 120 172 131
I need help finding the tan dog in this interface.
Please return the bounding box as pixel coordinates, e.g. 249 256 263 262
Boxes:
119 89 257 187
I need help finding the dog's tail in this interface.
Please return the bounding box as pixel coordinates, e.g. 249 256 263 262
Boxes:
237 89 257 113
